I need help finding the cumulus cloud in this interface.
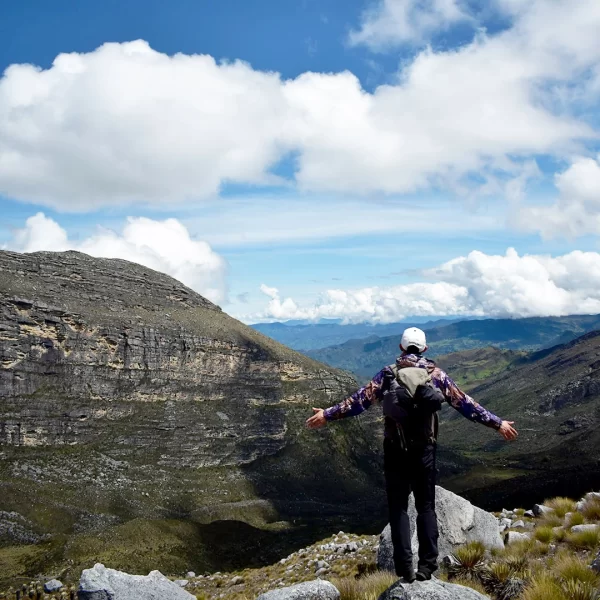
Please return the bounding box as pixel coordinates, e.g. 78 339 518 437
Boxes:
348 0 469 49
1 0 599 210
5 213 227 304
516 156 600 238
255 249 600 323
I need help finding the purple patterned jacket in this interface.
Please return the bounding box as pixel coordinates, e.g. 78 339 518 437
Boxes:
323 353 503 432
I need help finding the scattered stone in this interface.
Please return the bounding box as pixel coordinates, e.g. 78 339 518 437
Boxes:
591 550 600 573
185 572 195 579
584 492 600 502
500 518 512 528
315 568 328 577
524 510 535 518
256 579 340 600
44 580 63 593
316 561 329 570
533 504 555 517
571 524 599 533
512 520 525 528
378 576 490 599
230 576 244 586
78 563 195 600
377 486 503 571
174 580 188 587
505 531 531 544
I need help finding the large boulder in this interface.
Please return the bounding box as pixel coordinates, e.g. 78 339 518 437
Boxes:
377 486 503 571
77 563 195 600
256 580 340 600
378 577 490 600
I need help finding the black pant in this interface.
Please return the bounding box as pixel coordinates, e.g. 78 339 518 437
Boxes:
383 436 439 576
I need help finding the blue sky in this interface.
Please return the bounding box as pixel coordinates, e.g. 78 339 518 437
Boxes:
2 0 600 323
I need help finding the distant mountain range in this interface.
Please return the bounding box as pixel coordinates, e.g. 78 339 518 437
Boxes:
303 314 600 380
250 317 468 351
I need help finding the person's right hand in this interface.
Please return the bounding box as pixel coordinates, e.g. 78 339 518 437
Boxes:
306 408 327 429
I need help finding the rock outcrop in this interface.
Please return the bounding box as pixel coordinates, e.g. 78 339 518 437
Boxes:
378 577 490 600
256 580 340 600
0 250 384 576
377 486 503 571
78 563 195 599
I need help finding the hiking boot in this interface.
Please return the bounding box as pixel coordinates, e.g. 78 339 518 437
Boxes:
398 568 416 583
416 569 432 581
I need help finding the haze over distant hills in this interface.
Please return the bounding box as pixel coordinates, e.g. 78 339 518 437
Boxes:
303 314 600 380
250 317 467 351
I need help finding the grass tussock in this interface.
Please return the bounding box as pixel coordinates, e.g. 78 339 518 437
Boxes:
533 525 554 544
582 498 600 522
521 573 568 600
552 553 600 587
333 571 397 600
569 512 586 527
566 528 600 550
546 497 577 519
562 580 600 600
451 576 488 595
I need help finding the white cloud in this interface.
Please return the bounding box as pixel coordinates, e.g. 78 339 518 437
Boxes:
515 156 600 238
5 213 227 304
1 1 600 211
348 0 469 49
254 248 600 323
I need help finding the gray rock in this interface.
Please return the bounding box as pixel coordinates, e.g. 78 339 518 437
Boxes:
173 580 188 587
377 486 503 571
584 492 600 502
524 510 535 518
576 500 587 512
185 572 195 579
571 524 599 533
315 568 328 577
256 579 340 600
378 577 490 599
78 563 195 600
44 579 64 593
500 518 512 528
511 520 525 528
591 550 600 573
316 561 329 570
504 531 531 544
230 576 244 585
532 504 554 517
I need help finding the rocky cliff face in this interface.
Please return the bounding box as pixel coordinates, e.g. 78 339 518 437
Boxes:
0 250 384 580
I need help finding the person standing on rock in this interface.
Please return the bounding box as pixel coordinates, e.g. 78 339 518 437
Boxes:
306 327 518 583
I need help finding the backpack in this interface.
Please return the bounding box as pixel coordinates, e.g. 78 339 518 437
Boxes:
382 365 444 449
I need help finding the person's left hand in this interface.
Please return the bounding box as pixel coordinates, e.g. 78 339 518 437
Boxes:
499 420 518 440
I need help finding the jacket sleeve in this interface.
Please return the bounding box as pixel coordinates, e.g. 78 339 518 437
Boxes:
433 367 503 430
323 368 389 421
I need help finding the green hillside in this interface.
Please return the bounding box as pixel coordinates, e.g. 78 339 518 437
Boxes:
306 314 600 380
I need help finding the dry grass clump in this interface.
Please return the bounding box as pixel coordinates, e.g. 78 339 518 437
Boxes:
533 525 554 544
451 576 488 595
546 497 577 518
562 580 600 600
566 528 600 550
537 513 563 528
521 573 568 600
552 553 600 588
582 498 600 522
333 571 397 600
570 512 586 527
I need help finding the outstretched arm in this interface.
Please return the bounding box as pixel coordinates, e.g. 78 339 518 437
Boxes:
305 368 388 429
434 368 518 440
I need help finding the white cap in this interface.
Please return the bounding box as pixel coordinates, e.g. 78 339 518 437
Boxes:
400 327 427 352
